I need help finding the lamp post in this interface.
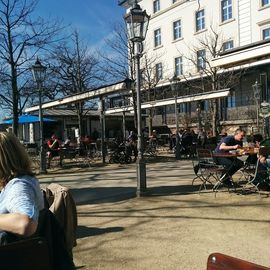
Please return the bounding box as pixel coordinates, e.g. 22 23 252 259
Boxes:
170 74 181 160
31 58 47 174
252 80 262 131
124 0 150 197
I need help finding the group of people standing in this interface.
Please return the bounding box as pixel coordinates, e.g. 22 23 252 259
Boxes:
169 128 209 157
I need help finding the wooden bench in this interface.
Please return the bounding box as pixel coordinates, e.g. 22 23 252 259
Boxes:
0 237 52 270
207 253 270 270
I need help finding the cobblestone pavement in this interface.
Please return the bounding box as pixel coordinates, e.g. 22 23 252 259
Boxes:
39 157 270 270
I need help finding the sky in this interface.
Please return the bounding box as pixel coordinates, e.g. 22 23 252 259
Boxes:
0 1 126 121
35 0 126 50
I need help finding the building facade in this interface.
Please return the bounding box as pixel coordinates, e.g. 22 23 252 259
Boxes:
120 0 270 135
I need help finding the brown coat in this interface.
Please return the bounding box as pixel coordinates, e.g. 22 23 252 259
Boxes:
42 183 77 252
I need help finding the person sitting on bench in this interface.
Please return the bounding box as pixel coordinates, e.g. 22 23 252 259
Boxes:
0 132 44 242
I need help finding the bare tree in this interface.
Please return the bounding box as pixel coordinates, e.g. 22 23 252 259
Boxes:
49 30 103 136
0 0 63 135
99 22 132 81
100 21 168 132
140 51 167 136
99 21 140 128
181 26 244 136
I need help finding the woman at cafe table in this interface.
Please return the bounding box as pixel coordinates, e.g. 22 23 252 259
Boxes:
214 128 246 187
0 132 44 243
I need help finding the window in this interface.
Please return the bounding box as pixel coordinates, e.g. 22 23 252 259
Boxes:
263 28 270 40
262 0 270 6
196 9 205 32
202 100 209 111
172 0 178 3
223 40 234 51
173 20 182 40
155 63 163 80
179 103 187 113
227 92 236 108
153 0 160 13
154 28 161 47
175 57 183 76
197 49 206 71
221 0 232 22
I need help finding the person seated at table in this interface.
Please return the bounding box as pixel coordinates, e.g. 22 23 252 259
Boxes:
64 136 72 148
245 133 263 165
214 128 246 186
47 134 62 168
149 130 157 144
83 135 92 149
128 130 138 162
0 132 44 242
252 150 270 190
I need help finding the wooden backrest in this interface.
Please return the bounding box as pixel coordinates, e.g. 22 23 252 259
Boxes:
197 148 213 158
0 237 52 270
207 253 270 270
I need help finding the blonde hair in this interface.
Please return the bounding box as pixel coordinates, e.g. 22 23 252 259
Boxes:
0 132 34 185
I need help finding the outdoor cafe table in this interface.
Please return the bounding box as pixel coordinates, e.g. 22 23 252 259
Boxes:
212 148 257 191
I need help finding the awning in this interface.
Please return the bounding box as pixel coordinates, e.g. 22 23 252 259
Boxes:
105 88 230 115
25 81 128 113
2 115 57 124
211 40 270 69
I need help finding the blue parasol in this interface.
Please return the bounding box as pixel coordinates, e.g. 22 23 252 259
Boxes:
2 115 57 124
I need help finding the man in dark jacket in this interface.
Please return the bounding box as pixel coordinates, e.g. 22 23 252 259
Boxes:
214 128 245 186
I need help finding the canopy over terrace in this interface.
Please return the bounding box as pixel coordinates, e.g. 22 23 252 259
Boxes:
105 88 230 115
25 80 131 113
211 39 270 69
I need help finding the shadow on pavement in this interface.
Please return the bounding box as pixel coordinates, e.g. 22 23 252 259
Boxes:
147 184 199 196
76 225 124 239
71 187 136 205
72 184 203 206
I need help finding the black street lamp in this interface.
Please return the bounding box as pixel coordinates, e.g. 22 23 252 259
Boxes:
124 0 150 197
252 80 262 130
31 58 47 174
170 74 181 160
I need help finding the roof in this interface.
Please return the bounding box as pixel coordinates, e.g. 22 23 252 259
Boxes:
25 80 129 113
40 108 134 118
42 109 100 117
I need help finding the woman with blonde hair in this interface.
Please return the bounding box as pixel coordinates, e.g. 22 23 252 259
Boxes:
0 132 44 239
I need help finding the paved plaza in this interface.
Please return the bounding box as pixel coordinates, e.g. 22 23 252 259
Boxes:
39 158 270 270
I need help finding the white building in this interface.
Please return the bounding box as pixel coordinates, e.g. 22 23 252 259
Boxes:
119 0 270 135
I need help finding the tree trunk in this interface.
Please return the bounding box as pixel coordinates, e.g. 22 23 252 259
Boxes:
148 108 153 137
78 103 83 136
11 67 19 136
212 99 218 137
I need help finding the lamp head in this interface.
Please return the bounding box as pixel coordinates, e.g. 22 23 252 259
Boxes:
31 57 46 84
124 1 150 43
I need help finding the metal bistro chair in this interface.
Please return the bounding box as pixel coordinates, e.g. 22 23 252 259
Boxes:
239 156 257 183
192 148 224 192
242 147 270 196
